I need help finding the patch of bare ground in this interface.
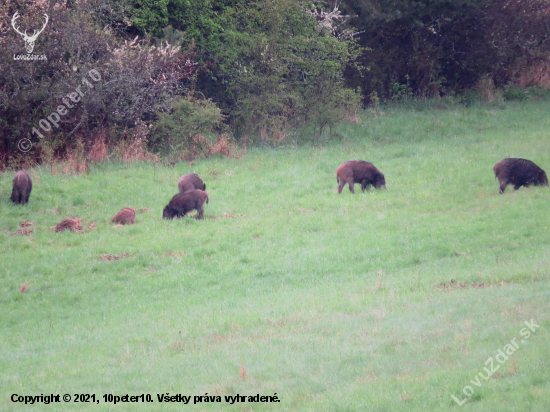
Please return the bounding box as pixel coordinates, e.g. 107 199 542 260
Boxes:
436 279 506 291
165 251 185 258
100 252 135 261
13 227 33 236
13 220 34 236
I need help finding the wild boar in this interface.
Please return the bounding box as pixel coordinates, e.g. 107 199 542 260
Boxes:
10 170 32 204
163 189 209 220
493 158 548 194
336 160 386 194
178 173 206 193
111 207 136 224
54 218 82 233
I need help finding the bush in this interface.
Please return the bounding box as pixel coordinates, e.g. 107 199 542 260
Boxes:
503 86 530 102
196 0 361 141
458 91 481 107
503 85 550 102
0 0 198 163
149 96 225 158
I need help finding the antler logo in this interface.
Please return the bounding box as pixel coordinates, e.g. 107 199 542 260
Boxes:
11 12 49 54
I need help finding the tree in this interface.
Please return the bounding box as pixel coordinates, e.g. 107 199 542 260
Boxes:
339 0 550 101
197 0 361 140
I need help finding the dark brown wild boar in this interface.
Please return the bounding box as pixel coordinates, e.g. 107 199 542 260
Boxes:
336 160 386 194
54 218 82 233
493 158 548 194
178 173 206 193
10 170 32 204
111 207 136 224
163 189 209 220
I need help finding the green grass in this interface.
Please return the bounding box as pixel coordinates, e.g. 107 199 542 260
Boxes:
1 100 549 411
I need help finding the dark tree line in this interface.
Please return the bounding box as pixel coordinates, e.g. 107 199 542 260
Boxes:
1 0 549 164
339 0 550 101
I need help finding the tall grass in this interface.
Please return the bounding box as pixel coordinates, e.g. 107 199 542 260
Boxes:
1 100 549 411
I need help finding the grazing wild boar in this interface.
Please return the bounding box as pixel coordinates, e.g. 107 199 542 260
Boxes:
10 170 32 204
111 207 136 224
178 173 206 193
54 218 82 233
336 160 386 194
163 189 209 220
493 158 548 194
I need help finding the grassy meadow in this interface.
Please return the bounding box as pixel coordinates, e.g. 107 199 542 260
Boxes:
1 100 550 411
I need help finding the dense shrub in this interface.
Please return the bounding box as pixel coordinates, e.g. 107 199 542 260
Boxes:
201 0 361 140
0 0 198 164
149 96 225 157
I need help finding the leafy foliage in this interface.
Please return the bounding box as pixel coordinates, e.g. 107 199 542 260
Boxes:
199 0 361 140
128 0 169 36
3 0 550 162
149 96 225 157
340 0 550 101
0 0 198 164
129 0 239 44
